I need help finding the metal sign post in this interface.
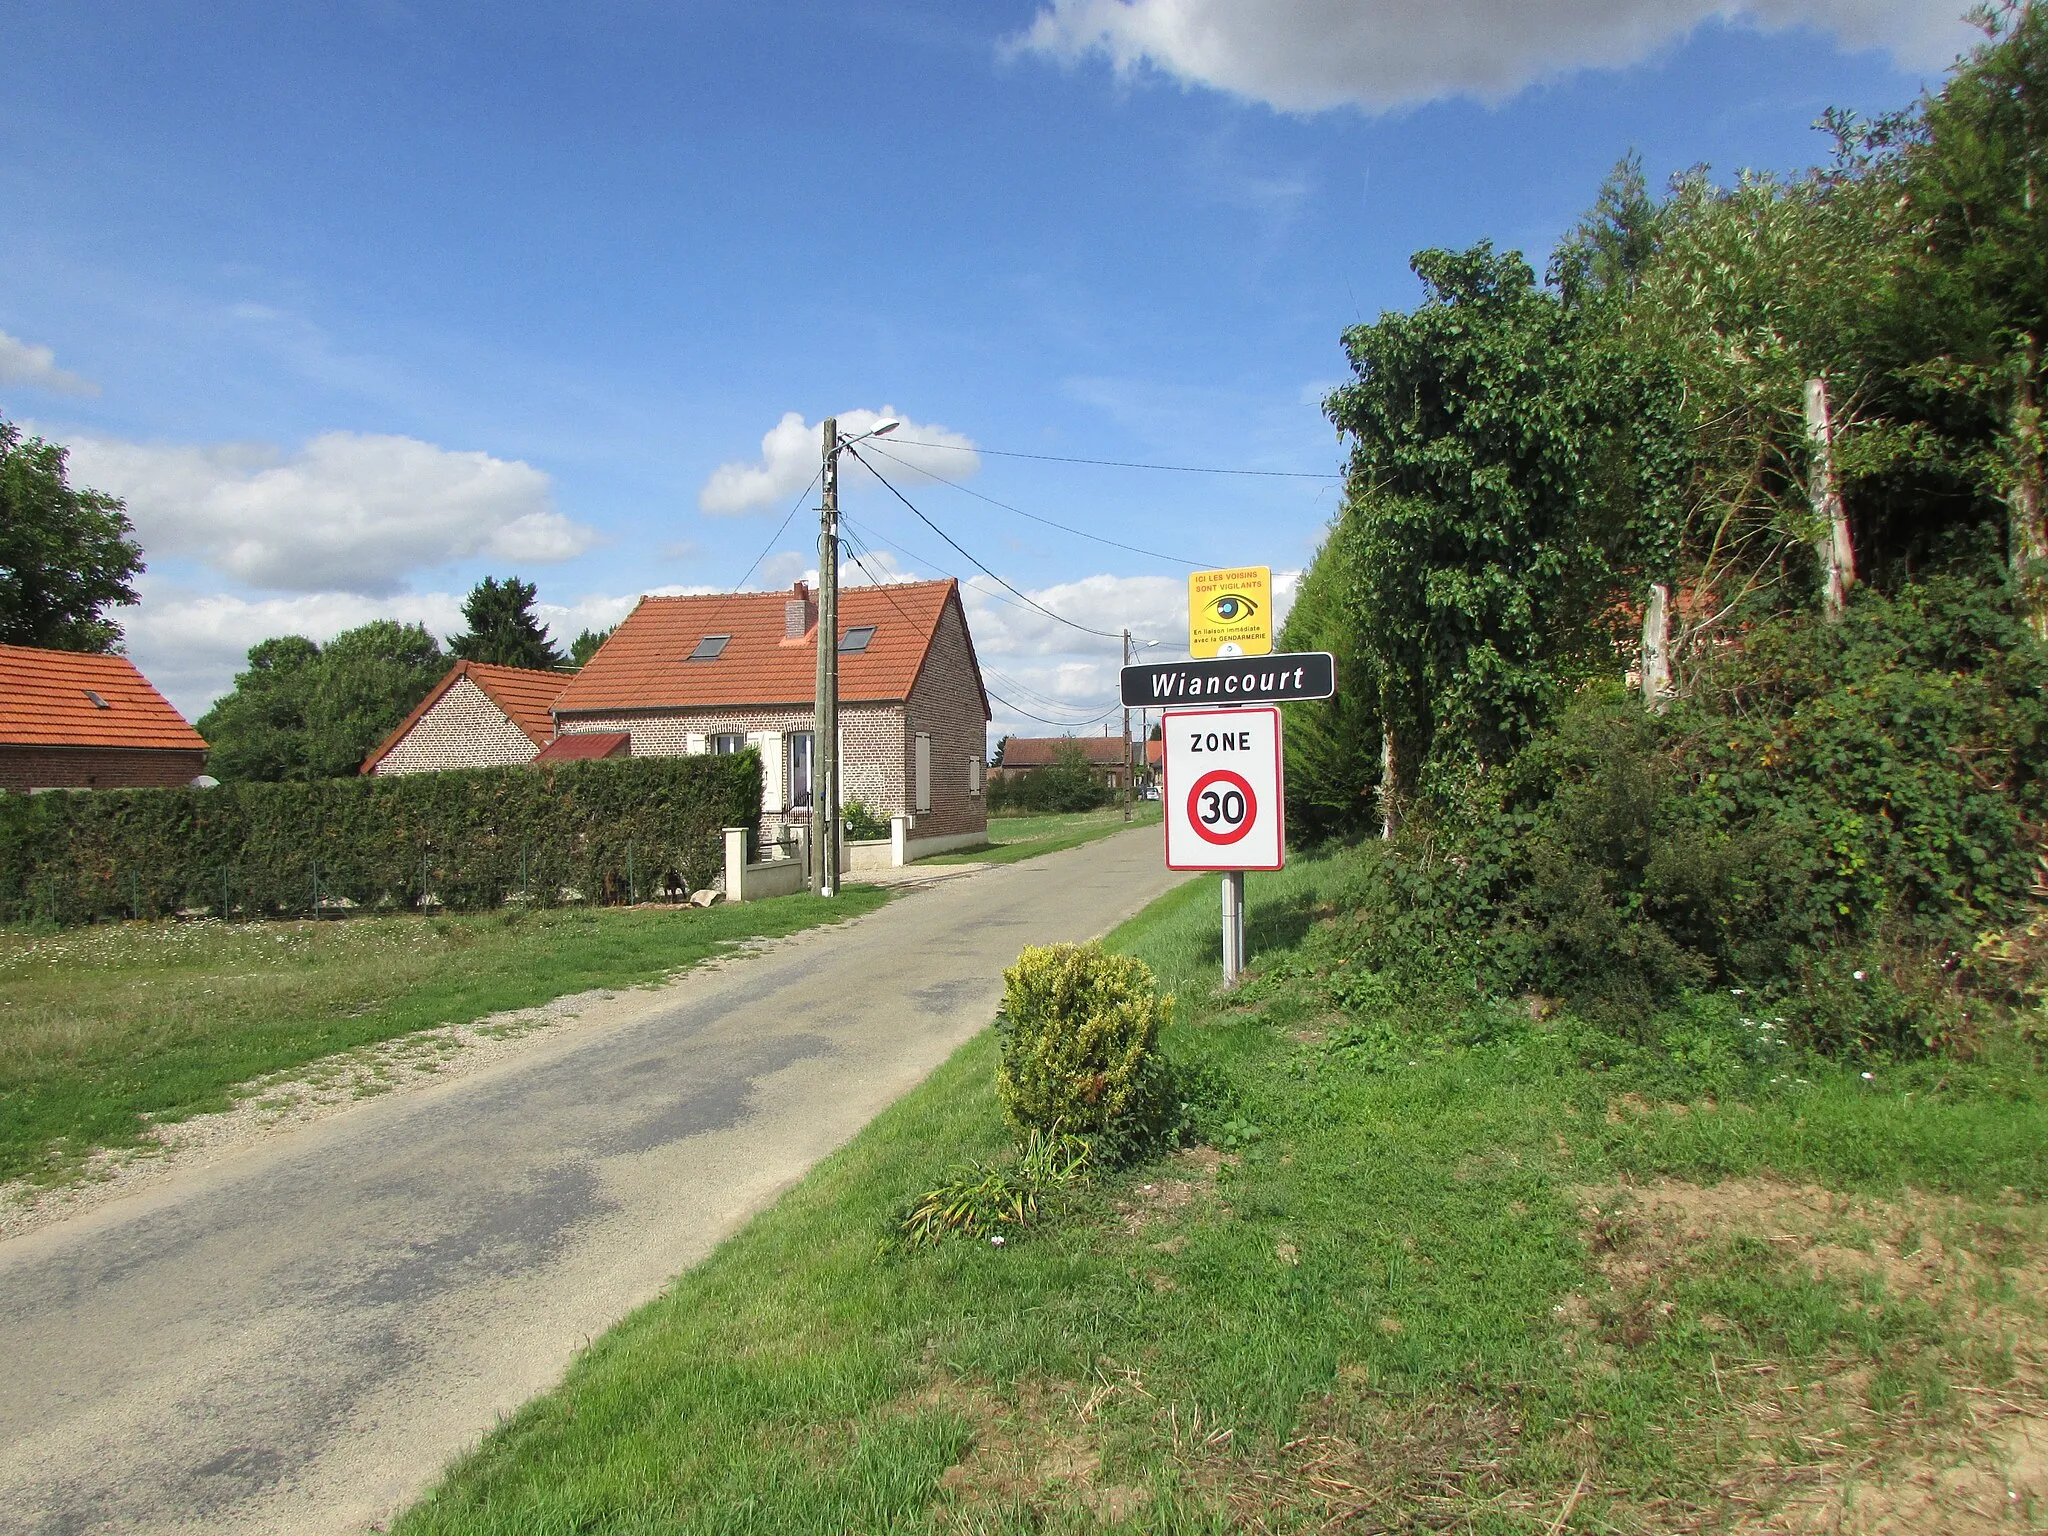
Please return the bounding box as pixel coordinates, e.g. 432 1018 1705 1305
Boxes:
1160 705 1285 989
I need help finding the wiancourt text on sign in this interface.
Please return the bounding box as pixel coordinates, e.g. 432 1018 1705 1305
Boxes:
1119 651 1337 708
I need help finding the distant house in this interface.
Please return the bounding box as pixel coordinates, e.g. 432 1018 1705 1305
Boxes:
993 734 1140 792
552 579 990 854
360 660 568 776
0 643 210 792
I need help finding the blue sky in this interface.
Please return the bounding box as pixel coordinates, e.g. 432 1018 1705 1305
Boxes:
0 0 1976 736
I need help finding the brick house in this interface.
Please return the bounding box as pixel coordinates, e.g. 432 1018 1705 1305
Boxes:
993 734 1141 791
361 660 569 776
0 643 210 792
552 579 990 854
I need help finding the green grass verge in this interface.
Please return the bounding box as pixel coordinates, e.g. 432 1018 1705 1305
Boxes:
393 849 2048 1534
924 803 1164 867
0 890 890 1185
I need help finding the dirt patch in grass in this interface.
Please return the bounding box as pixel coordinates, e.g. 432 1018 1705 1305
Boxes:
1112 1146 1234 1235
918 1372 1156 1529
1575 1176 2048 1533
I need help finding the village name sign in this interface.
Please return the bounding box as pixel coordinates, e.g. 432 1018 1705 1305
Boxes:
1117 651 1337 707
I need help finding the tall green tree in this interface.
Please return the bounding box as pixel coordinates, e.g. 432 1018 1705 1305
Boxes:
1888 0 2048 619
1276 514 1383 841
198 621 446 781
0 420 144 653
449 575 565 670
1324 244 1676 783
568 625 614 668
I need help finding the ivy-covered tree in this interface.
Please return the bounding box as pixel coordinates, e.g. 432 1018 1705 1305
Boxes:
198 621 446 781
449 575 565 670
0 420 144 653
1324 244 1678 786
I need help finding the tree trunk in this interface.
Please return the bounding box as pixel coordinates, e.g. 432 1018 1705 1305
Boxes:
2013 334 2046 640
1640 581 1671 711
1805 377 1855 621
1379 725 1399 840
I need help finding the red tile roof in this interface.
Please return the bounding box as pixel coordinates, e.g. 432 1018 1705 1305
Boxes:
0 644 208 751
555 578 986 716
359 660 567 773
534 730 629 763
1000 735 1133 769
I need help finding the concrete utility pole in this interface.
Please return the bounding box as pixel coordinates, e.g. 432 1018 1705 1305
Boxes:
1805 377 1856 622
1122 628 1133 823
1641 581 1672 711
814 417 840 898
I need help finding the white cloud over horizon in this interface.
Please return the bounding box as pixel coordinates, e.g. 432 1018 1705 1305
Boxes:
1016 0 1976 115
0 330 100 397
63 430 599 595
125 580 716 721
125 551 1300 754
699 408 982 515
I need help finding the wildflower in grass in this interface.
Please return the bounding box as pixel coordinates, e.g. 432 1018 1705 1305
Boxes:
989 1235 1005 1246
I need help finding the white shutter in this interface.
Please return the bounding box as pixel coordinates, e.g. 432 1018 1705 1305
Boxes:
752 730 785 812
915 733 932 813
838 726 848 806
969 756 983 796
686 732 706 755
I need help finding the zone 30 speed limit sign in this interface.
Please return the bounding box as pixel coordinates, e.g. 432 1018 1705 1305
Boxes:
1162 706 1285 871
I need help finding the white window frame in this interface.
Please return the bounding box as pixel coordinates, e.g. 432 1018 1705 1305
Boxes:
915 732 932 813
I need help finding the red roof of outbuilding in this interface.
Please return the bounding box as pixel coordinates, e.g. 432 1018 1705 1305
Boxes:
554 578 987 718
0 644 208 751
533 731 630 763
1000 735 1132 769
359 660 567 774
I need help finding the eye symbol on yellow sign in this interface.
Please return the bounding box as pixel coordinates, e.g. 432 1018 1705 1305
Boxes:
1188 566 1273 658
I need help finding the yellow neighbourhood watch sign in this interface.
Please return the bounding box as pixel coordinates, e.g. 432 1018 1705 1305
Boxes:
1188 566 1273 658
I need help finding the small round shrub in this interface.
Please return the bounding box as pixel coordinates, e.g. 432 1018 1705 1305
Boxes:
996 943 1171 1152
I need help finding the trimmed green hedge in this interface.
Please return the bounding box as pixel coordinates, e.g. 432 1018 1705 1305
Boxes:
0 753 762 926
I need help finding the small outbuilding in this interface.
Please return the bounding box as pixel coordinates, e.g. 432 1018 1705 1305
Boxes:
0 643 210 792
361 660 569 776
993 734 1141 792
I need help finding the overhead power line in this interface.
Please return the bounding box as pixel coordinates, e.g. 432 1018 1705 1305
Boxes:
843 446 1128 642
838 526 1119 731
861 441 1206 568
885 437 1341 479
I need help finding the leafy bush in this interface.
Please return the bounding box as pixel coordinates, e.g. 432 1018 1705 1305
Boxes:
841 798 891 840
987 742 1115 815
1280 571 2048 1059
897 1128 1090 1247
0 752 762 926
995 943 1171 1154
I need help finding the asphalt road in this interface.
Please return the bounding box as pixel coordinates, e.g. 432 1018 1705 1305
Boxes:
0 826 1190 1536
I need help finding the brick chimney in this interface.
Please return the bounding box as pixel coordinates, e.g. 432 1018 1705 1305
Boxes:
785 581 815 639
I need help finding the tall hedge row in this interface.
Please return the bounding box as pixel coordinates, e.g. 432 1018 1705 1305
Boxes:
0 752 762 926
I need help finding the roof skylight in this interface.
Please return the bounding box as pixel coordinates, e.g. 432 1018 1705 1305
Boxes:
838 625 876 654
83 690 111 709
689 634 731 661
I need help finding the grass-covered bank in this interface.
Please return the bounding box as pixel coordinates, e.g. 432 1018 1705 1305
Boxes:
924 803 1164 868
394 848 2048 1534
0 890 890 1185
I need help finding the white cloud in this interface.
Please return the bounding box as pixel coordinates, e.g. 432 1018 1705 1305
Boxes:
126 579 718 720
0 330 100 397
63 430 598 595
1015 0 1975 115
699 408 981 516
